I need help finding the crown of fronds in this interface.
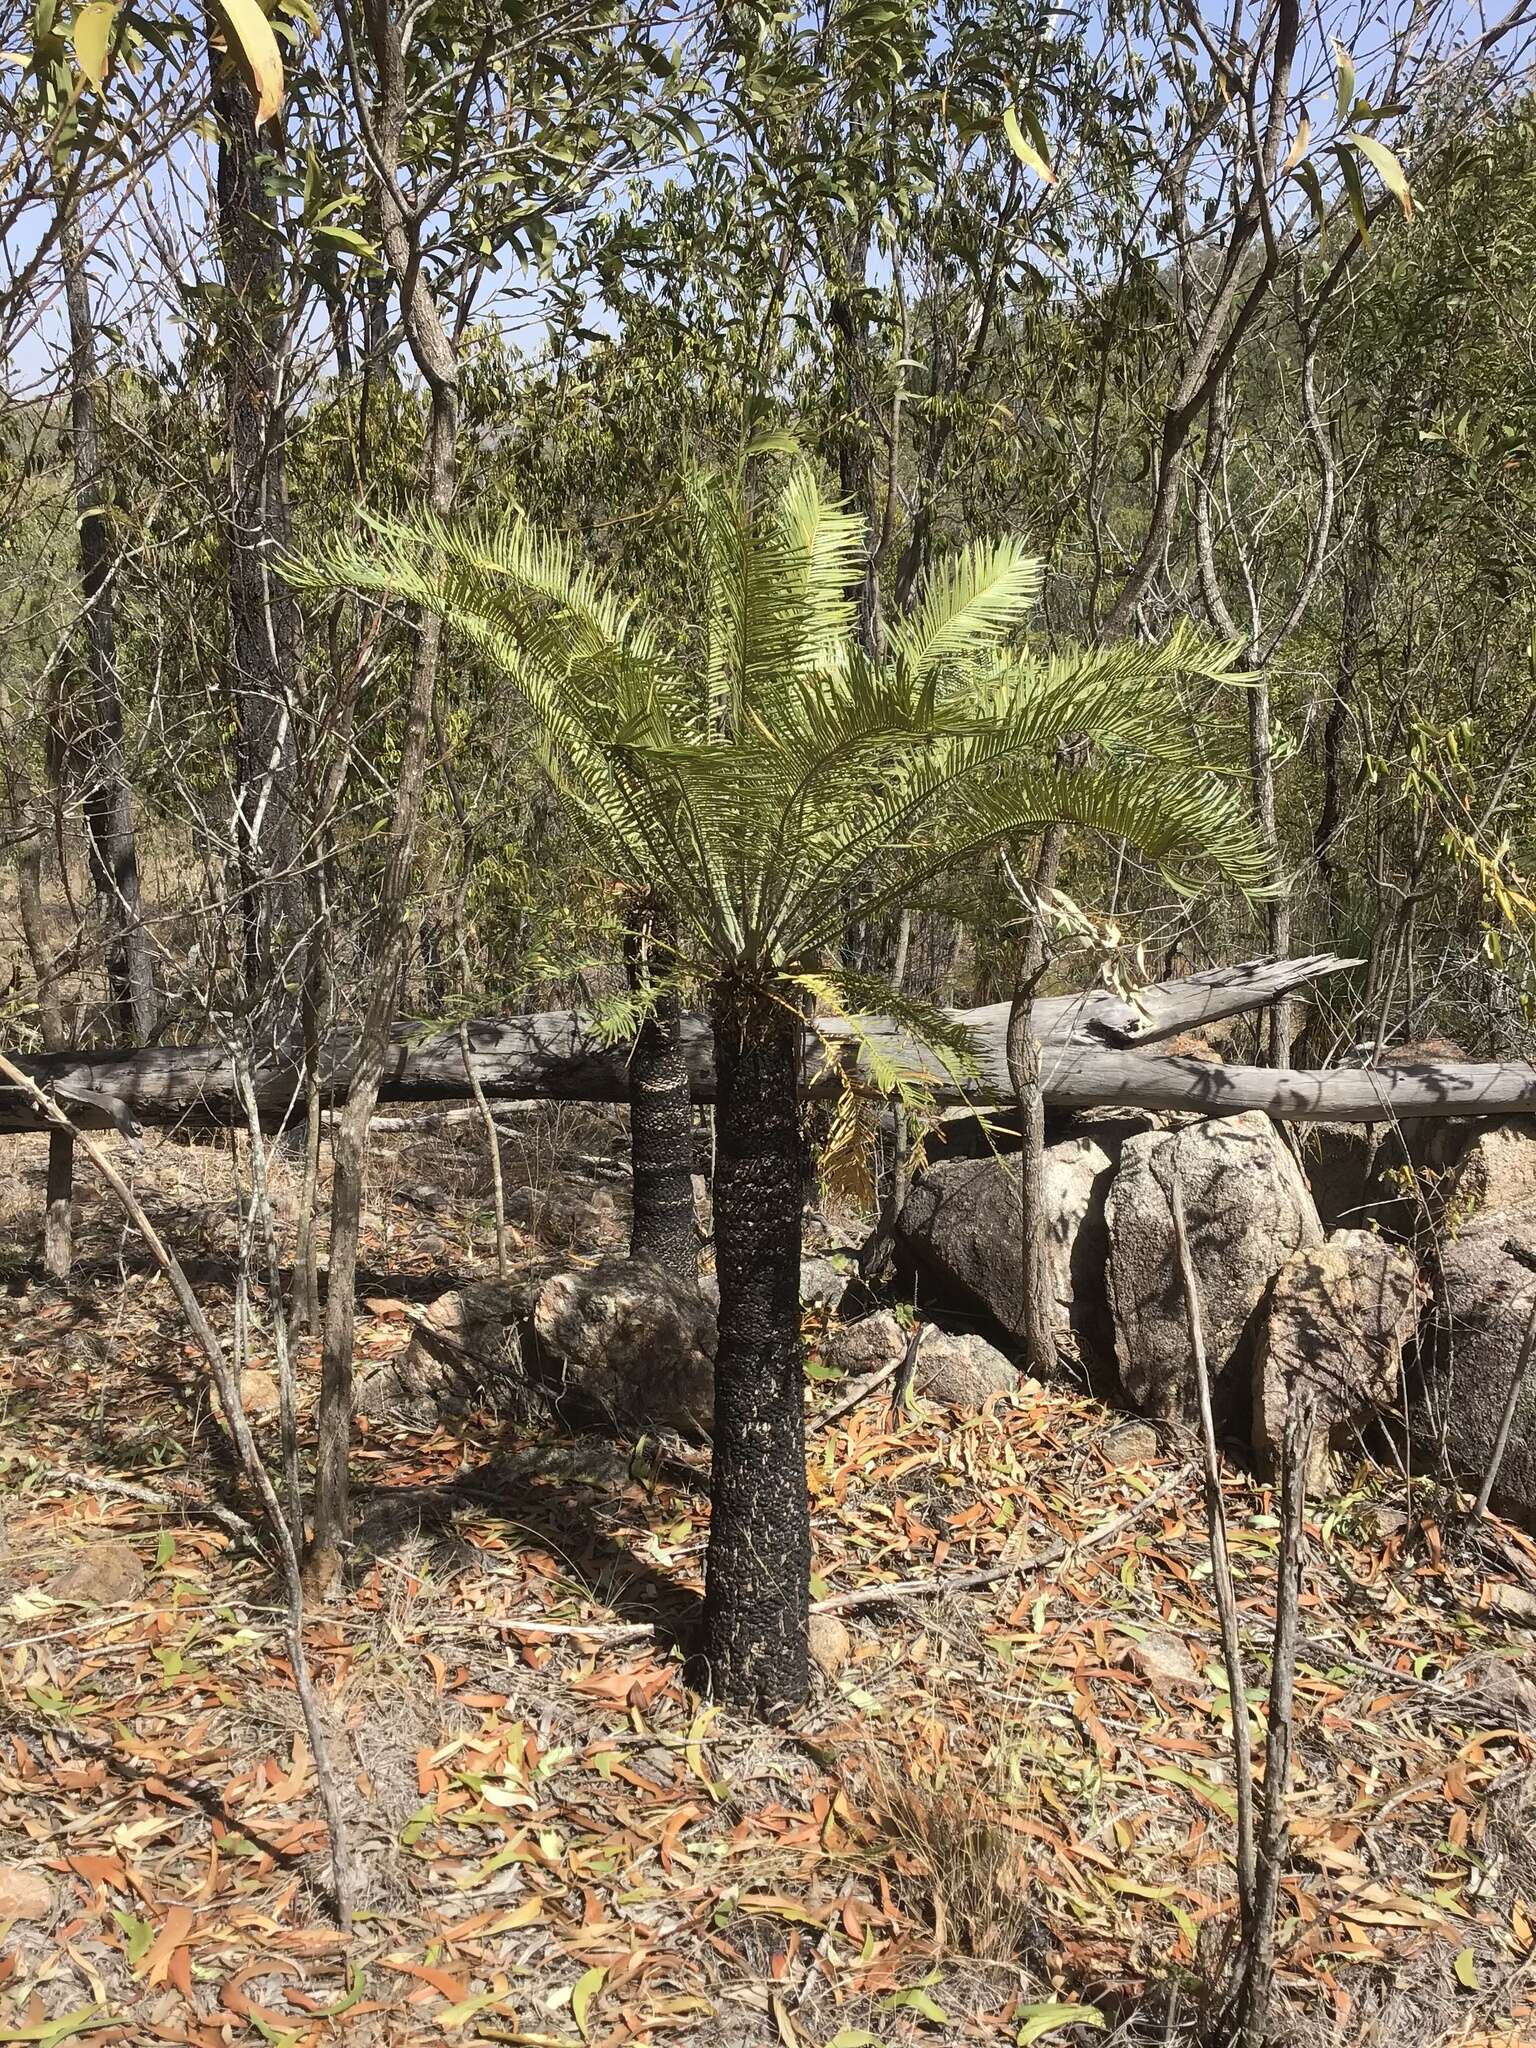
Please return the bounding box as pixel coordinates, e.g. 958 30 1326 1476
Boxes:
285 461 1268 974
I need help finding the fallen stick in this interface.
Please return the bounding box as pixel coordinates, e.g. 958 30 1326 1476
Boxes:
481 1616 658 1643
43 1464 254 1540
817 1324 927 1432
475 1467 1186 1644
807 1465 1186 1616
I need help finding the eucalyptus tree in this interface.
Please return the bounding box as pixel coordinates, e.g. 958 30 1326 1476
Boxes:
298 0 712 1582
15 0 167 1039
290 456 1265 1714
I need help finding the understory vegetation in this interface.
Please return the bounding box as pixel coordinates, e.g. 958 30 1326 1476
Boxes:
3 0 1536 2042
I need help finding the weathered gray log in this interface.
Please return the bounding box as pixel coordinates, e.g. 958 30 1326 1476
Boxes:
0 953 1357 1134
1038 1046 1536 1123
5 1030 1534 1134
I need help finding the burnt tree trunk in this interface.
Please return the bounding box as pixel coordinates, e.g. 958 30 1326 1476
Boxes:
623 899 696 1282
700 976 811 1718
56 181 154 1041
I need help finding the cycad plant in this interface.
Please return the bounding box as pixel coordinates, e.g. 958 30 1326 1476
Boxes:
289 460 1266 1717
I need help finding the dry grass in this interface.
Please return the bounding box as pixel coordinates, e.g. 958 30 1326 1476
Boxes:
857 1732 1043 1964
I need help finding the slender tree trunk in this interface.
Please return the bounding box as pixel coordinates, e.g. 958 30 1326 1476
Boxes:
308 0 460 1592
1006 863 1057 1381
2 766 68 1051
1003 831 1065 1380
1315 497 1379 915
1248 668 1293 1064
44 1130 74 1282
209 30 303 1041
700 976 810 1718
623 897 696 1282
55 181 153 1041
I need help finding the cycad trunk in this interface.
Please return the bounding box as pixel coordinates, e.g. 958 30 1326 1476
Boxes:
700 977 810 1717
623 903 696 1283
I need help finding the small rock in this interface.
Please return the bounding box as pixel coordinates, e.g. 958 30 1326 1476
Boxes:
1418 1214 1536 1531
1489 1581 1536 1628
533 1259 715 1438
912 1329 1016 1409
895 1130 1127 1383
1444 1118 1536 1220
423 1291 467 1332
47 1539 144 1606
0 1865 53 1922
238 1368 280 1415
1355 1501 1409 1542
808 1613 851 1676
1252 1230 1424 1489
1102 1419 1160 1467
824 1312 907 1376
1108 1113 1323 1430
1464 1656 1536 1726
1117 1630 1201 1688
799 1258 848 1311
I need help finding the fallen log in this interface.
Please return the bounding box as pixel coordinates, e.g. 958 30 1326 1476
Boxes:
0 953 1356 1134
1038 1045 1536 1123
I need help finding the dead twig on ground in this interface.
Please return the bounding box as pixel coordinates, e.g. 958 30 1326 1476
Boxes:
38 1463 255 1539
818 1330 920 1432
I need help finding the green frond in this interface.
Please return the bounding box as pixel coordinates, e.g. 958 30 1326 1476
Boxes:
888 538 1043 685
288 464 1265 985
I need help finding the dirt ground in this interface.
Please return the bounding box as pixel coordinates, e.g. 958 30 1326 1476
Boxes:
0 1113 1533 2047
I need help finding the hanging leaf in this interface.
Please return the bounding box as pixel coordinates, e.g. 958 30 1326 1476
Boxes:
71 0 116 87
1292 158 1326 232
1002 104 1056 185
209 0 283 124
315 223 378 256
1333 139 1372 242
1016 2006 1106 2046
1331 37 1356 124
1280 109 1311 176
1345 131 1413 217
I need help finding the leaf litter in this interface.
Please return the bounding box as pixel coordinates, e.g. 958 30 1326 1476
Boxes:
0 1125 1533 2045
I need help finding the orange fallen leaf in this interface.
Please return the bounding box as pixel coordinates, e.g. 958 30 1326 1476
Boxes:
139 1904 195 1985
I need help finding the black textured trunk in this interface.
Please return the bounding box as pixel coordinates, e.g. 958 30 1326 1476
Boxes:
623 901 696 1282
56 181 154 1041
700 977 810 1717
209 29 303 1041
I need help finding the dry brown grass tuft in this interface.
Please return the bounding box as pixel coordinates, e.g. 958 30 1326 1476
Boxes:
858 1736 1041 1964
